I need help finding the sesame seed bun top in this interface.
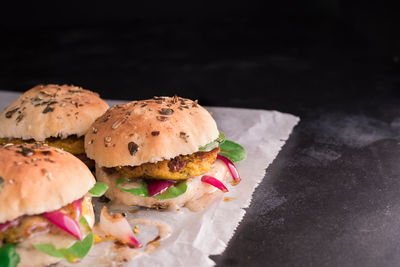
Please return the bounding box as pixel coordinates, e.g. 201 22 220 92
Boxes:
85 96 219 167
0 84 109 141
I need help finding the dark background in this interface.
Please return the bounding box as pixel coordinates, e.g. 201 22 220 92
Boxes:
1 1 399 114
2 1 400 266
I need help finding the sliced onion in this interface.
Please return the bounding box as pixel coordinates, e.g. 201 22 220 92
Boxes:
99 206 141 248
43 210 82 240
0 217 21 233
73 198 82 221
201 175 229 192
147 180 175 197
217 154 241 185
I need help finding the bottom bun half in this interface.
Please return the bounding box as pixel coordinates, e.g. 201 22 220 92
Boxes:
97 160 230 211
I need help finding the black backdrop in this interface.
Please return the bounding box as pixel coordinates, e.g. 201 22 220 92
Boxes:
0 1 399 114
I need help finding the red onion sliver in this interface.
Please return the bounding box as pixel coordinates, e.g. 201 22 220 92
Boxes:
0 217 21 233
99 206 142 248
129 235 141 248
43 210 82 240
201 175 228 192
217 154 241 185
73 198 82 221
147 180 175 197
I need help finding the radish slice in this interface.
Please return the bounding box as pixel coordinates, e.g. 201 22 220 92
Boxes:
99 206 141 248
217 154 241 185
0 217 21 233
43 210 82 240
147 180 175 197
201 175 229 192
73 198 82 221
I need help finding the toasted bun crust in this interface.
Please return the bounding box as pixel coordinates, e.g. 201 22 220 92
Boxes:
0 84 109 141
0 143 96 223
96 160 229 210
16 208 95 267
85 96 219 167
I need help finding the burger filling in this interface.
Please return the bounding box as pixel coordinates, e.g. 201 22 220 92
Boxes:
0 135 85 155
0 196 92 245
114 147 220 180
0 180 108 264
104 148 221 200
107 131 245 200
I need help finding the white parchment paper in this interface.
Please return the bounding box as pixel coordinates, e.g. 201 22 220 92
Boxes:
0 92 299 266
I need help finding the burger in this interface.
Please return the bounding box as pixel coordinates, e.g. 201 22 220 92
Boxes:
85 96 245 211
0 143 108 267
0 84 109 168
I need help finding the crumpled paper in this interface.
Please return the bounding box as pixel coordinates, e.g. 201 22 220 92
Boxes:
0 92 299 266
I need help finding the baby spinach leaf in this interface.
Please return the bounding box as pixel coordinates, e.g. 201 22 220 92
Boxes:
34 232 94 263
199 131 226 152
34 243 66 259
116 178 187 199
116 179 149 197
219 140 247 163
66 232 94 259
79 215 91 234
0 244 20 267
154 181 187 199
88 182 109 197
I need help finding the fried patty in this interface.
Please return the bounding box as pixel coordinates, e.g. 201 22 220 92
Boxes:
114 147 220 180
0 196 92 244
0 135 85 155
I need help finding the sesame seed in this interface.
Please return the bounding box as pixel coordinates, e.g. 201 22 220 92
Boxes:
156 116 168 121
128 142 139 156
159 108 174 115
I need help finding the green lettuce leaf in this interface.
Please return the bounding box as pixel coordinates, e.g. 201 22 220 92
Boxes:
154 181 187 199
79 216 91 234
199 131 226 151
88 182 109 197
219 140 246 163
116 178 149 197
116 179 187 199
0 244 20 267
65 232 94 259
34 232 94 263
